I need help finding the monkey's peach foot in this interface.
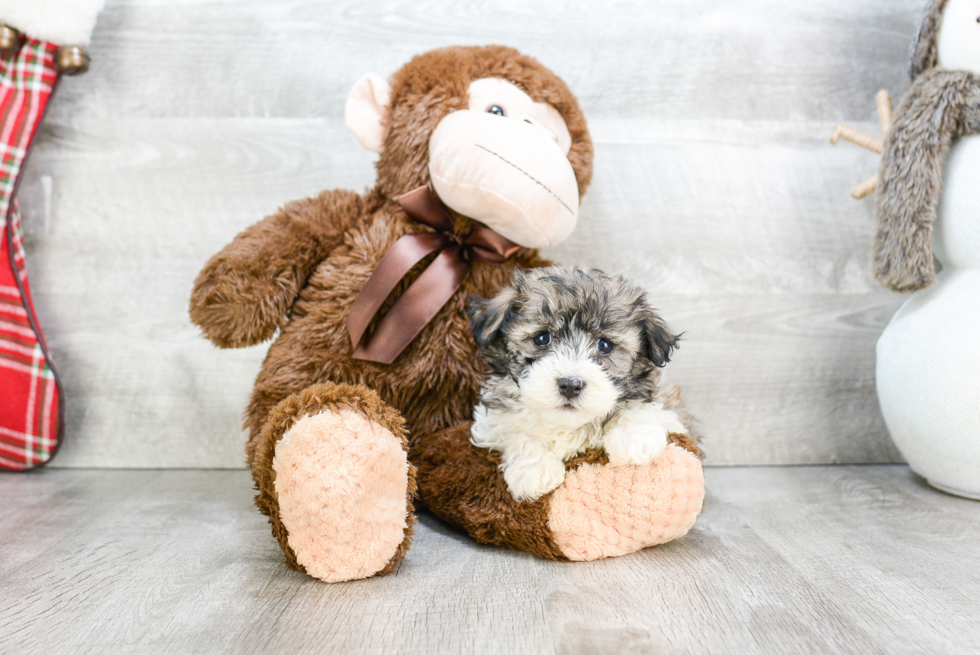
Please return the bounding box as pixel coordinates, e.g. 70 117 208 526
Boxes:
548 444 704 561
272 408 413 582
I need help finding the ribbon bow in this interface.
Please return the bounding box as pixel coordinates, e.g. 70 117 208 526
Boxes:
348 185 520 364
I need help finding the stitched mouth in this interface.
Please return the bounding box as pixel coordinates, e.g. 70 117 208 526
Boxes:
474 144 575 216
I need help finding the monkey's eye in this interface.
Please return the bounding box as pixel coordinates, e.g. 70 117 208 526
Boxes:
596 338 613 354
487 105 506 117
533 332 551 347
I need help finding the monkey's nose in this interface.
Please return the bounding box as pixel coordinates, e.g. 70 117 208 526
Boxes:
520 115 558 142
557 377 584 399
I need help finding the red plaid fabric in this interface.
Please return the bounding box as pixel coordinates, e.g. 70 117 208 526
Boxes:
0 39 62 471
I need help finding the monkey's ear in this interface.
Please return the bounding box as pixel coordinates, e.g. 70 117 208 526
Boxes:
345 73 391 153
640 310 680 368
468 287 519 351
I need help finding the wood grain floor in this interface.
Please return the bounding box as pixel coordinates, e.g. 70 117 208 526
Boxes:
2 467 978 654
16 0 928 467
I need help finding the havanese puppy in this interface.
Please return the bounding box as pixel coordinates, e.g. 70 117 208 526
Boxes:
468 265 691 502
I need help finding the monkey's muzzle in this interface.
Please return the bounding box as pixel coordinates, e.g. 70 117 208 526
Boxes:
428 110 580 249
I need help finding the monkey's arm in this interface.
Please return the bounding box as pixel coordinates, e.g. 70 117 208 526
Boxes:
874 70 980 292
190 189 372 348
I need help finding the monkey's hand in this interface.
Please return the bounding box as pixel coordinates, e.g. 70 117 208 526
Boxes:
190 189 368 348
603 401 685 467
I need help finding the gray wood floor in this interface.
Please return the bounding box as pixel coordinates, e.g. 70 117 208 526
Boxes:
14 0 930 468
2 466 978 654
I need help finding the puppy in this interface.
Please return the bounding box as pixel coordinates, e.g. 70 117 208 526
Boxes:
468 265 691 502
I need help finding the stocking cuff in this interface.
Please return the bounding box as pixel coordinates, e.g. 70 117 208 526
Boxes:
0 0 105 47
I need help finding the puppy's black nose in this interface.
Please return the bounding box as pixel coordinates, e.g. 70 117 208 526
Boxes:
557 377 584 399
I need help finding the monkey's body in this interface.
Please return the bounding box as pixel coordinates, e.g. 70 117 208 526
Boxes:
213 191 553 579
191 46 705 582
242 195 546 449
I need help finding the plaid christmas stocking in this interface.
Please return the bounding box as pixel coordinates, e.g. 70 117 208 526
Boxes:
0 2 103 470
0 41 62 470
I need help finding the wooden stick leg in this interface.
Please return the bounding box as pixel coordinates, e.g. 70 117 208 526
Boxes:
875 90 893 135
851 173 879 200
830 125 884 154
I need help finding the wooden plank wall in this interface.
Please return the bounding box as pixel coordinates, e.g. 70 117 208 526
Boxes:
18 0 927 467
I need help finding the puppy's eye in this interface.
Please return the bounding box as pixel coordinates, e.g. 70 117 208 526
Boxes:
487 105 506 117
533 332 551 347
596 338 613 354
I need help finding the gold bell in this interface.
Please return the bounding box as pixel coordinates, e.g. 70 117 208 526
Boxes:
0 24 22 57
56 45 90 75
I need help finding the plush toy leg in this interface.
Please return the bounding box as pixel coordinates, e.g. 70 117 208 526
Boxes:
412 422 704 562
247 382 416 582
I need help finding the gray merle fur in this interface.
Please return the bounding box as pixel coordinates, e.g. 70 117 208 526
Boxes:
469 266 679 409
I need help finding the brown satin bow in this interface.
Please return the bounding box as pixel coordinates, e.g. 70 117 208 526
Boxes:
348 185 520 364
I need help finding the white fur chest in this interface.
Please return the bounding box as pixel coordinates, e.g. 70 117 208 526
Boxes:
933 134 980 269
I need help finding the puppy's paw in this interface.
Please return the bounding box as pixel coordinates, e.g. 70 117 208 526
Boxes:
503 454 567 502
603 402 685 467
604 423 667 466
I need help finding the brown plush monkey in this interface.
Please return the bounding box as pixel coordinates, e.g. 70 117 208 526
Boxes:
190 46 705 583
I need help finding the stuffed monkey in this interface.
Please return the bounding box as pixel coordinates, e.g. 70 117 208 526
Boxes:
190 46 705 582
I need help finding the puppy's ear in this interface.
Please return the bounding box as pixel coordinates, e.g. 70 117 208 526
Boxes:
640 309 680 368
469 287 519 350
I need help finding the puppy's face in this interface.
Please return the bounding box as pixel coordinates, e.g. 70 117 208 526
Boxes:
470 266 679 428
